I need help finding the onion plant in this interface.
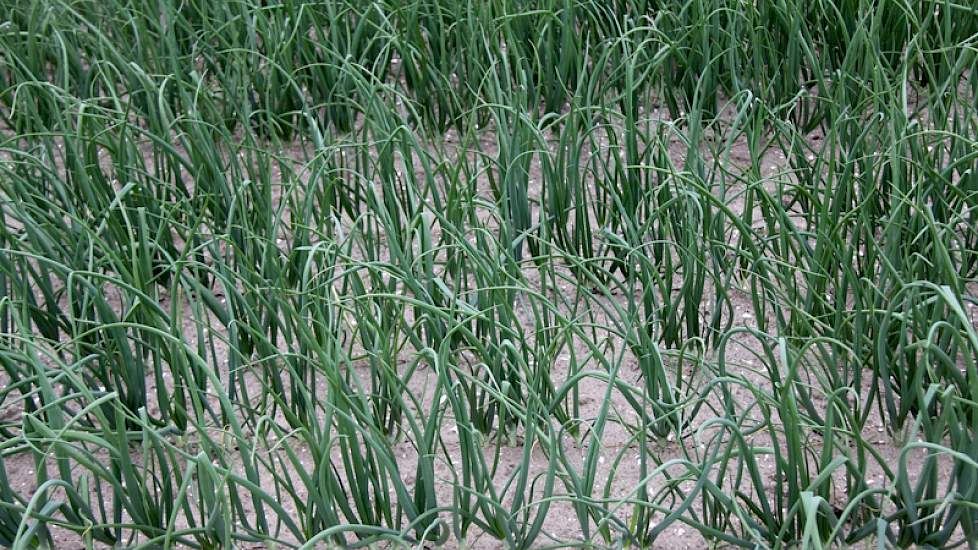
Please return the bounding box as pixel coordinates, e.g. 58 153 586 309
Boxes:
1 0 976 549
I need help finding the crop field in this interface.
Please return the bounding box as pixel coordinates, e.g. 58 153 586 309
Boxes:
1 1 977 549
